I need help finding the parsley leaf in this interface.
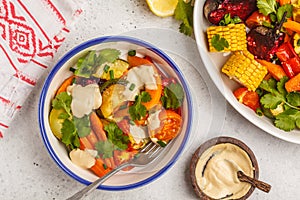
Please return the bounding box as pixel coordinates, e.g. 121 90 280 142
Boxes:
161 82 184 109
95 140 117 158
73 115 91 138
129 91 151 121
219 13 242 26
75 49 120 78
174 0 193 36
52 92 72 117
61 119 80 150
104 122 129 150
277 4 292 22
211 34 229 51
259 77 300 131
257 0 277 16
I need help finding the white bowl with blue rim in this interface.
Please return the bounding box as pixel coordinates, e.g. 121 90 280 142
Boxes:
38 36 193 190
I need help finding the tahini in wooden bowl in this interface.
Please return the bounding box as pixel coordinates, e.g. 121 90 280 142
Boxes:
190 136 259 200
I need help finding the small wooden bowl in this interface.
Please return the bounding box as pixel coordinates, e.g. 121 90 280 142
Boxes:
190 136 259 200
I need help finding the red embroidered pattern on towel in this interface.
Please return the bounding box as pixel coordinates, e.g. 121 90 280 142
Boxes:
0 0 83 137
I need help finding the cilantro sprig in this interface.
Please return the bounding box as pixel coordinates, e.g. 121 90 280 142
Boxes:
211 34 229 51
257 0 292 23
259 77 300 131
129 91 151 121
75 49 121 78
161 82 184 109
51 92 91 149
174 0 194 36
219 13 242 26
104 122 129 150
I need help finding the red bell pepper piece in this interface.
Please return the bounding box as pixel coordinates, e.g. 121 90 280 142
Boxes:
276 42 300 78
276 42 298 62
233 87 260 111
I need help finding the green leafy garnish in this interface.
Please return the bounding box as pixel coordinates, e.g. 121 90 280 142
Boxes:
259 77 300 131
95 140 116 158
129 91 151 121
73 115 91 138
74 49 120 78
104 122 129 150
174 0 193 36
157 140 167 147
52 92 72 118
211 34 229 51
161 82 184 109
61 119 80 150
257 0 277 16
257 0 292 23
219 13 242 26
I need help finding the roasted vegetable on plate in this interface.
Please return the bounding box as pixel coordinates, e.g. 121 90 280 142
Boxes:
203 0 300 131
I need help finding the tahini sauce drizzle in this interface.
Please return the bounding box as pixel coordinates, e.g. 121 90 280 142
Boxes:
195 143 254 199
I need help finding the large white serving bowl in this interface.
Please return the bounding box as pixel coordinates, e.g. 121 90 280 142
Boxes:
193 0 300 144
38 36 193 190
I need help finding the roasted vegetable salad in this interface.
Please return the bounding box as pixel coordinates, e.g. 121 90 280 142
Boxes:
49 48 185 177
204 0 300 131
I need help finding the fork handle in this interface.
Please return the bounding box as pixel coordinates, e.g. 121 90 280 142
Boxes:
66 162 130 200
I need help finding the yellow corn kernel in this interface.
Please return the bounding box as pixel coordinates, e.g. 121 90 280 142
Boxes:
207 23 247 52
222 51 268 91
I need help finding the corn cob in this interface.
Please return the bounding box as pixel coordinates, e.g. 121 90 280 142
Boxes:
222 51 268 91
207 23 247 52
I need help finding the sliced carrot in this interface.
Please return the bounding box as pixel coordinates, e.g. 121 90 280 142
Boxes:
56 75 74 95
283 20 300 34
285 73 300 92
90 158 112 177
79 137 94 150
127 55 153 67
278 0 290 5
256 59 287 81
86 130 98 148
90 112 107 141
143 85 162 110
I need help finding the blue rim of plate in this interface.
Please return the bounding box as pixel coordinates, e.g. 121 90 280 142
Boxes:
38 35 193 191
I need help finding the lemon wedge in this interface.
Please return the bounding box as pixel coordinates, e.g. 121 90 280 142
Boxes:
146 0 178 17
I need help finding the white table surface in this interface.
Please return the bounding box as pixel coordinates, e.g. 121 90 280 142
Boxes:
1 1 300 199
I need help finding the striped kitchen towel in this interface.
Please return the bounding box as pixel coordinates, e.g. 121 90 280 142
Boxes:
0 0 84 138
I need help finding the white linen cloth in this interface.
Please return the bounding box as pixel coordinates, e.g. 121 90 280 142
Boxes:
0 0 84 138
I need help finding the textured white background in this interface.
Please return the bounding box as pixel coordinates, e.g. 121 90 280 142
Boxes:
1 0 300 199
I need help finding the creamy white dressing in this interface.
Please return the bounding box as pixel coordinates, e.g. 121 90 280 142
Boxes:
67 83 102 118
69 148 96 169
129 124 148 144
122 65 157 101
195 143 254 200
147 109 162 131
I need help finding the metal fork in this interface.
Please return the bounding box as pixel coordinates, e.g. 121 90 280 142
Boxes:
66 142 166 200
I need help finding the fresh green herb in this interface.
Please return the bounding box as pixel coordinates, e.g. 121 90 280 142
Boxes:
211 34 229 51
73 115 91 138
103 64 110 73
297 39 300 47
128 49 136 56
219 13 242 26
74 49 120 78
157 140 167 147
129 91 151 121
61 118 80 150
161 82 184 109
257 0 292 23
174 0 194 36
104 122 129 150
109 70 114 80
129 83 136 91
259 77 300 131
95 140 116 158
103 164 107 170
52 92 72 118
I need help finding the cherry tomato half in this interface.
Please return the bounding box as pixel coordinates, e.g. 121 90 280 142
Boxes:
233 87 260 111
